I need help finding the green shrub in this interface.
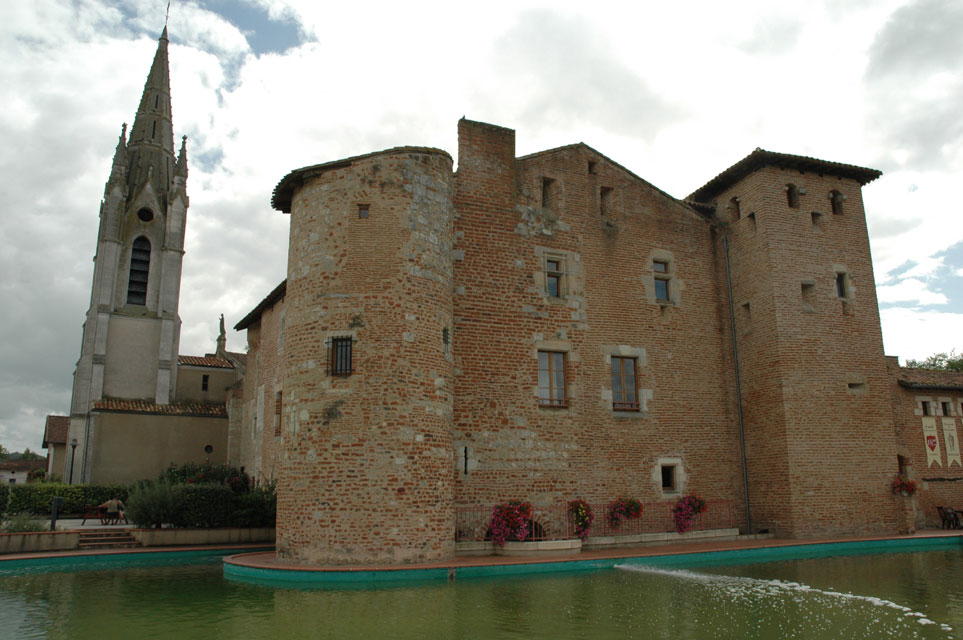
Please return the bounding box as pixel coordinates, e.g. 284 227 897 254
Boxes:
0 484 9 518
126 480 276 529
160 462 251 493
7 483 130 515
2 512 48 533
127 481 177 528
232 487 277 528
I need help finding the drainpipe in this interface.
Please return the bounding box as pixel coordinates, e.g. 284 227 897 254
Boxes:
723 232 752 534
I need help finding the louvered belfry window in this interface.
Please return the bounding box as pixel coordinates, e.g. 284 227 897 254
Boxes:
127 236 151 305
327 336 354 376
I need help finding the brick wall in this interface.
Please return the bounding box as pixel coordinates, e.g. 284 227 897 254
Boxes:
888 357 963 528
714 167 901 536
277 148 456 565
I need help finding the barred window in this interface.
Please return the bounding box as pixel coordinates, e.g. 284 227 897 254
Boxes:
611 357 639 411
327 336 354 376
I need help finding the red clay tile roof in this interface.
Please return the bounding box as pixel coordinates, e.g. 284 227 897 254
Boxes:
688 148 882 203
92 399 228 417
43 415 69 447
0 459 46 473
177 355 233 369
897 367 963 391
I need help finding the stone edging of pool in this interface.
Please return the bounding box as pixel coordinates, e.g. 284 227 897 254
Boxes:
221 533 963 586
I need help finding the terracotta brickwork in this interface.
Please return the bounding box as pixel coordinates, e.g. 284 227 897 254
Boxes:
236 296 286 483
277 148 456 565
708 167 900 536
451 120 744 527
888 357 963 528
236 118 931 566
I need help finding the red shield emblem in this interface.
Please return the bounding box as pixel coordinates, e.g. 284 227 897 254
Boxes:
926 435 938 451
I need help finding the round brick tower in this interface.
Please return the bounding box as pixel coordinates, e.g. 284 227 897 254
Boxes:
271 148 456 565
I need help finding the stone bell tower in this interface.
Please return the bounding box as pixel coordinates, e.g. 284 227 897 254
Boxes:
67 27 189 482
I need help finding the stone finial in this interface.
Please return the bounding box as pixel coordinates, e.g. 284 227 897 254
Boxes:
175 135 188 178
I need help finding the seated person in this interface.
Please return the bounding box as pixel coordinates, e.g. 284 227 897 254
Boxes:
97 498 122 524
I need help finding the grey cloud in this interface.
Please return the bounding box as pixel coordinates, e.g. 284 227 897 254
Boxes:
489 10 683 140
866 0 963 79
864 0 963 169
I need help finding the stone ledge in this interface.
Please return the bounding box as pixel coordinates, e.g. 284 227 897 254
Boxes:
456 538 582 557
131 527 275 547
583 528 741 549
0 531 80 555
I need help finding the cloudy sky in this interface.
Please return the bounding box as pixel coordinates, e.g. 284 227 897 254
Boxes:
1 0 961 452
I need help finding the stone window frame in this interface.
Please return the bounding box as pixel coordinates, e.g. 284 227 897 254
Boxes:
645 250 681 306
652 457 687 497
938 398 955 417
601 345 651 418
534 247 579 303
832 264 855 308
916 397 933 417
846 373 867 394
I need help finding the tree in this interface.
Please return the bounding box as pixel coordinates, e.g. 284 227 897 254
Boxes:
905 350 963 372
0 443 7 459
18 448 44 461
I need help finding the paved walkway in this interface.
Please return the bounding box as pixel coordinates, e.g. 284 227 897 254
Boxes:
4 527 961 571
228 529 963 574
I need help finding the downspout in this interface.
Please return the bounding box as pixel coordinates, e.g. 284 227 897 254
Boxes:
723 231 752 534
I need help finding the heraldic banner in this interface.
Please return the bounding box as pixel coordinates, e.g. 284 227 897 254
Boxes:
923 417 942 466
942 418 961 467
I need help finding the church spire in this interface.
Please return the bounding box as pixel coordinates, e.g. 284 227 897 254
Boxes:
125 28 176 211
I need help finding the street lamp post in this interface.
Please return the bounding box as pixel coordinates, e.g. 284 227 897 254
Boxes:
69 438 78 484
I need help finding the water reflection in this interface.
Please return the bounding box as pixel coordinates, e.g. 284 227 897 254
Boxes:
0 551 960 639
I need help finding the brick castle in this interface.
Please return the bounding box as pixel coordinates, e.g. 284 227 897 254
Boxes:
49 30 963 566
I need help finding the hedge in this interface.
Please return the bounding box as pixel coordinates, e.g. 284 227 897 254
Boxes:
127 481 275 529
0 483 9 518
7 483 129 515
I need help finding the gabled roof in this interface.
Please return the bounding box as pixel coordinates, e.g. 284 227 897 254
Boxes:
178 355 233 369
235 279 287 331
517 143 703 217
271 147 452 213
688 148 882 203
0 459 46 473
43 415 69 447
92 399 228 417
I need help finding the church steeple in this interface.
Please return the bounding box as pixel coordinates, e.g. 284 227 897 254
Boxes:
126 28 176 212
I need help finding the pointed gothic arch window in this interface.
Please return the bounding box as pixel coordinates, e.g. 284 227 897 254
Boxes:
127 236 151 305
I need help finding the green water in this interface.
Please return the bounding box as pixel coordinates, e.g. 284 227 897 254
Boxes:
1 551 961 639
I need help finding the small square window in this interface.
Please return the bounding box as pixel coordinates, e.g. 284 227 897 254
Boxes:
661 465 676 491
538 351 567 407
327 336 354 376
358 205 369 219
201 374 209 391
611 357 639 411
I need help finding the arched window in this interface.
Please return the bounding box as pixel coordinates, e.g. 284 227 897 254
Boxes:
127 236 150 305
